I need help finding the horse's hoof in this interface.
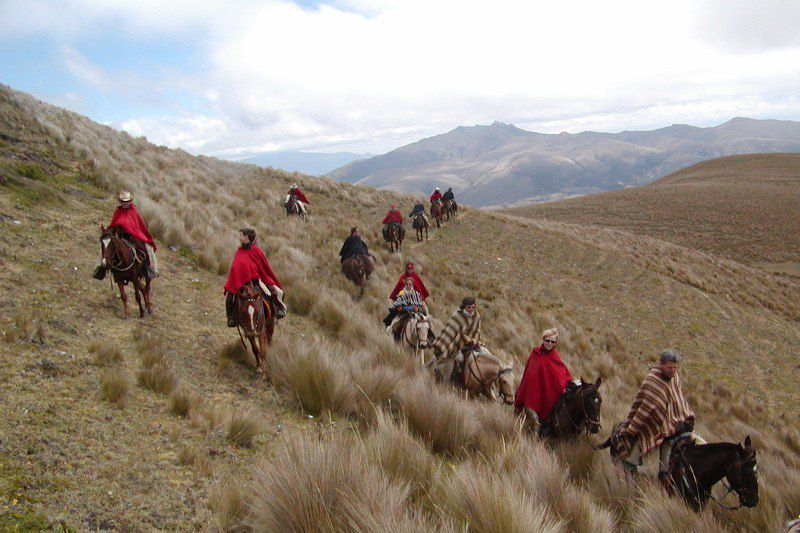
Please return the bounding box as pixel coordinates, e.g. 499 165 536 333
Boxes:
255 367 264 375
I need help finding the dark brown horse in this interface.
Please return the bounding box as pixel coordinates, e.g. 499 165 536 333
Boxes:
668 436 758 511
100 225 152 318
412 213 428 241
341 254 374 299
542 377 602 440
443 199 458 221
234 281 276 374
383 221 404 253
431 200 443 227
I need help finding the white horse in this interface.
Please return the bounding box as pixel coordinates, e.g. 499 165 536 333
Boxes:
401 313 432 366
462 346 515 404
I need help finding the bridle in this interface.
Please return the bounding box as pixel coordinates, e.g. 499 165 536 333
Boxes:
553 386 601 435
676 447 756 511
235 285 268 349
466 349 513 404
102 232 142 272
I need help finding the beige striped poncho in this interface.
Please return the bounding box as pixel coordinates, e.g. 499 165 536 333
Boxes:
433 309 481 360
618 367 694 459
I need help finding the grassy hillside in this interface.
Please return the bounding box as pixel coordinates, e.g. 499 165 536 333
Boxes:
2 85 799 531
508 154 800 271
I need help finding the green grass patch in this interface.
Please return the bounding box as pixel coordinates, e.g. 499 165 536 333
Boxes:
14 162 46 181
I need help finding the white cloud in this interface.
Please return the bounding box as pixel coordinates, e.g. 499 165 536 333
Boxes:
5 0 800 155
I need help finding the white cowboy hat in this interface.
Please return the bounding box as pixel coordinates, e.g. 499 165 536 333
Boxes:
291 183 298 188
435 187 440 191
118 190 132 202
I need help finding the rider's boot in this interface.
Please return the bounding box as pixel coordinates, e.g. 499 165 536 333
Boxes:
92 264 107 280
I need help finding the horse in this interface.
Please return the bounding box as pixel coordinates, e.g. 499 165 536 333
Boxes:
430 200 443 228
444 199 458 221
383 221 404 253
233 281 276 374
341 254 374 299
412 213 428 241
398 312 432 366
100 225 152 318
285 196 305 220
541 377 602 440
667 436 758 511
461 346 515 404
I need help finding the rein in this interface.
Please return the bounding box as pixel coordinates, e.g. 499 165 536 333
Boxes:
235 288 268 349
105 235 142 272
675 447 749 511
467 349 513 404
554 387 600 435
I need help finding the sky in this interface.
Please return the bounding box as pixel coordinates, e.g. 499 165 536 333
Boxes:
2 0 800 158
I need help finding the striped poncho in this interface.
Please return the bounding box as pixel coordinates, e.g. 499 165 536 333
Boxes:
432 308 481 359
618 367 694 459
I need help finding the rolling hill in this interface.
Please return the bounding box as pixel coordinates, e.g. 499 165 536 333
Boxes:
2 85 799 531
507 153 800 271
328 119 800 208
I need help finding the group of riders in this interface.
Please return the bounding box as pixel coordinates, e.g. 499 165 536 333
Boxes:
94 186 736 502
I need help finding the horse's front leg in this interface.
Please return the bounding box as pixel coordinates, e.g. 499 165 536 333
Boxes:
117 282 129 319
256 330 268 374
248 335 262 373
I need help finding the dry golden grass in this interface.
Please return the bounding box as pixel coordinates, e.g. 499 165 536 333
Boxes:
89 341 124 366
99 369 129 407
176 445 214 477
136 363 178 395
209 479 249 531
2 310 46 344
169 388 202 418
226 411 263 448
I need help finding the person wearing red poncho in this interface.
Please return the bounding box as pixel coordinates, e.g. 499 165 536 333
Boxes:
382 205 403 225
429 187 443 204
95 191 159 280
224 228 286 325
514 328 573 424
285 183 310 215
383 261 430 327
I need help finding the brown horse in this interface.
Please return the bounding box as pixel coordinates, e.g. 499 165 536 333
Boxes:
430 200 443 227
461 346 515 404
542 377 602 440
383 222 404 253
444 198 458 221
668 437 758 511
234 281 276 374
412 213 428 241
100 225 152 318
341 254 374 299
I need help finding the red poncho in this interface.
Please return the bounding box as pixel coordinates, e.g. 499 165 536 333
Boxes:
382 211 403 224
389 272 430 300
290 188 310 204
224 245 281 294
109 204 156 250
514 345 572 422
430 191 443 203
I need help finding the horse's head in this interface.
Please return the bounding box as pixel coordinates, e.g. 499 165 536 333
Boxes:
579 376 603 434
100 225 123 266
728 435 759 508
414 314 430 349
237 282 263 334
497 366 515 405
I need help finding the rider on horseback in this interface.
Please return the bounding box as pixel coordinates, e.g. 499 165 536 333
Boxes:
432 296 481 383
224 228 286 325
383 277 429 338
94 191 158 280
285 183 310 215
389 261 429 303
339 227 371 264
443 187 455 202
382 205 404 241
514 328 574 426
615 350 698 489
408 200 429 225
429 187 443 205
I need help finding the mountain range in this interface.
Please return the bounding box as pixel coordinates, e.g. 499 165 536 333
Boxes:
238 150 373 177
328 118 800 207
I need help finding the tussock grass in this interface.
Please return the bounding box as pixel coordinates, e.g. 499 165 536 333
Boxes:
248 432 414 531
397 376 479 456
169 388 202 418
630 485 720 533
226 411 263 447
216 340 250 370
89 341 123 366
209 479 249 532
2 311 46 343
136 363 178 395
177 445 213 477
99 369 129 407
